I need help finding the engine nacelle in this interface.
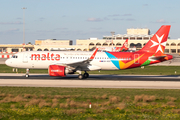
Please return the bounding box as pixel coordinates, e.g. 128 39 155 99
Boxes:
48 65 66 77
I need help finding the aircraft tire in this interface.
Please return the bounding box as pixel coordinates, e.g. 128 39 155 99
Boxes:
25 74 29 78
83 73 89 78
78 74 83 79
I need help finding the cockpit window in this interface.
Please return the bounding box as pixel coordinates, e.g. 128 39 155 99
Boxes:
12 55 18 58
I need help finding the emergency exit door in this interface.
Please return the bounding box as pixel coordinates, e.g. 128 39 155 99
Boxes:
134 54 139 64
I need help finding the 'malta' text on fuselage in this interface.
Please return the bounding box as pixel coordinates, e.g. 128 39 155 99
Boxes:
31 53 60 61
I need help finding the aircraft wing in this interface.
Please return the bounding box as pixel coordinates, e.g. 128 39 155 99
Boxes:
52 48 98 68
66 59 92 67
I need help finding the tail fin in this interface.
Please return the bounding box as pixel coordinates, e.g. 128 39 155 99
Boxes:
120 39 128 51
89 48 98 59
139 25 171 56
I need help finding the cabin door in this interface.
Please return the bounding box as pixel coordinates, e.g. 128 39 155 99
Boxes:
23 53 28 63
134 54 139 64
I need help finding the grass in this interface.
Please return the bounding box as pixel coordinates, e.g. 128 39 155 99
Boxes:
0 64 180 75
1 64 180 119
0 64 48 74
1 87 180 119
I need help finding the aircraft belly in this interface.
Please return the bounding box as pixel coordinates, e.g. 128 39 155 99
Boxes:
91 60 119 70
35 61 51 69
26 60 50 69
101 63 118 70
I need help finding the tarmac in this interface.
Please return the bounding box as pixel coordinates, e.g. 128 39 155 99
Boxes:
0 73 180 89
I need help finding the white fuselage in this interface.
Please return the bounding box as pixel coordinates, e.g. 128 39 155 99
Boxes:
5 51 129 71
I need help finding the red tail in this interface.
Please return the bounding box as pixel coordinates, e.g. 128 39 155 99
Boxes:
120 39 128 51
89 48 98 59
139 25 171 56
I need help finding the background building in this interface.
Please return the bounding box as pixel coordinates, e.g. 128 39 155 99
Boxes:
0 44 34 52
34 39 74 51
1 28 180 53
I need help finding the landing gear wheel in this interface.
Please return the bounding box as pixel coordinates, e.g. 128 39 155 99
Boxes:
25 74 29 78
83 73 89 78
25 68 30 78
78 74 83 79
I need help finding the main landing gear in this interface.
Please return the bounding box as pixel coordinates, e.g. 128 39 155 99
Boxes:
77 71 89 79
25 68 29 78
83 72 89 78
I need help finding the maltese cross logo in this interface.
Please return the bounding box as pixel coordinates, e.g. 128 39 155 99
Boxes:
150 34 166 53
124 42 128 47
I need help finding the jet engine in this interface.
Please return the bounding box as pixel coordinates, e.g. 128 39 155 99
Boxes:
48 65 74 77
48 65 66 77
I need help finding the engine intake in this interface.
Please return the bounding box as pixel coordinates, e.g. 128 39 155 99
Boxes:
48 65 66 77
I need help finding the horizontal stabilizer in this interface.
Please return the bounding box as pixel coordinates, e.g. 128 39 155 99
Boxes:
148 55 166 61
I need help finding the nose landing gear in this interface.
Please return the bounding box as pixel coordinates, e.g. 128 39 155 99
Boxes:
25 68 29 78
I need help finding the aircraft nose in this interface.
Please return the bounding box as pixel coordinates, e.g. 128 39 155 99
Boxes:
5 59 11 66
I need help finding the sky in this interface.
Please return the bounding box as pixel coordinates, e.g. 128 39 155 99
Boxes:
0 0 180 44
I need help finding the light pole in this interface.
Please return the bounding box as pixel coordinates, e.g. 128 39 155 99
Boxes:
22 7 27 51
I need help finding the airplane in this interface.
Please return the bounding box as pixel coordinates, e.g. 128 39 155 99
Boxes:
119 38 128 51
97 39 128 52
5 25 173 79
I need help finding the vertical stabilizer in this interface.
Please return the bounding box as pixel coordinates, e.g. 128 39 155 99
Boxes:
139 25 171 56
120 39 128 51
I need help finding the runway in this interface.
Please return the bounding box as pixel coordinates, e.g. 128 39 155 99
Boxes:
0 73 180 89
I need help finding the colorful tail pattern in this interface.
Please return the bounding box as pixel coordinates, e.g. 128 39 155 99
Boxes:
105 25 172 70
139 25 171 56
